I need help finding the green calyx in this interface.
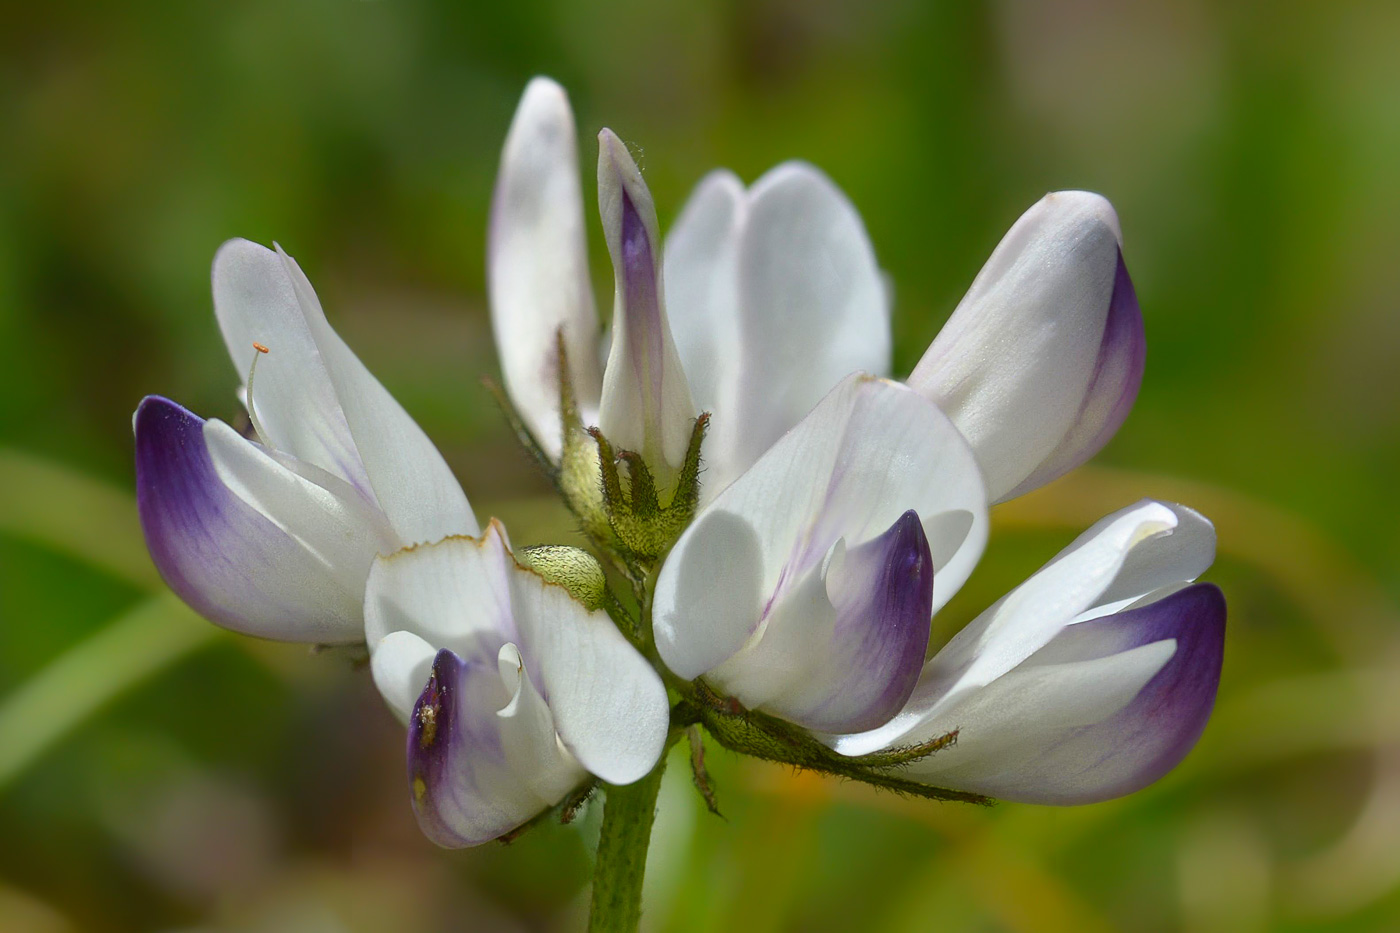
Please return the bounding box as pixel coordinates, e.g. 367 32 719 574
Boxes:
515 545 608 610
555 334 614 543
587 413 708 564
487 329 988 838
549 329 708 566
675 680 993 807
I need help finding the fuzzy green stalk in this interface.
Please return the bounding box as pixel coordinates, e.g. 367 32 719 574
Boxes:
587 749 670 932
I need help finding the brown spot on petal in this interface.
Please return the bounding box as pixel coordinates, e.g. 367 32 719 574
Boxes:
417 701 438 748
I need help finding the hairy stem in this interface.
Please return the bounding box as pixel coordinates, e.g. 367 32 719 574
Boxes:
588 751 670 933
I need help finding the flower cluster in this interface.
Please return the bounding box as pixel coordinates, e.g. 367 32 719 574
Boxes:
135 77 1225 849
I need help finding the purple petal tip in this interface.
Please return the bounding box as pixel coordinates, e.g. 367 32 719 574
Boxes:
1066 581 1226 803
1119 582 1225 773
134 394 362 643
817 509 935 733
1004 248 1146 501
134 396 222 617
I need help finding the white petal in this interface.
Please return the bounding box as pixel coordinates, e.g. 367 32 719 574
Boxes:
203 419 390 582
370 630 437 724
652 509 765 678
508 559 670 785
407 647 584 847
489 77 602 458
1096 503 1215 610
907 191 1140 502
928 500 1180 701
363 523 517 660
830 498 1216 756
655 375 987 685
134 396 367 644
663 170 745 416
712 163 891 495
495 643 589 804
273 245 480 546
212 239 369 491
596 129 697 476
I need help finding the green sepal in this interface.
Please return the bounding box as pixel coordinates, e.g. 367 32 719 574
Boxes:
555 332 613 542
844 729 960 770
516 545 608 610
679 681 993 807
496 777 599 845
686 725 723 818
588 413 710 563
483 375 555 479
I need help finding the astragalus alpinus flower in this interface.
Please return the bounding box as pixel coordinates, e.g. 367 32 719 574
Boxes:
488 76 1223 807
133 240 668 846
135 73 1227 933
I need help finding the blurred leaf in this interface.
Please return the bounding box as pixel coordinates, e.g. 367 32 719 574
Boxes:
0 882 74 933
0 448 158 591
0 592 218 792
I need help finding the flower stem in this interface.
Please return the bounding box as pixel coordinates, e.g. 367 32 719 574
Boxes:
588 751 669 933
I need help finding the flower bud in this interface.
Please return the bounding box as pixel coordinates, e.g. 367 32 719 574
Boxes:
596 128 698 485
907 191 1144 502
516 545 608 610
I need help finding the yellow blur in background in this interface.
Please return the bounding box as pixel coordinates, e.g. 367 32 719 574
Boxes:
2 1 1399 930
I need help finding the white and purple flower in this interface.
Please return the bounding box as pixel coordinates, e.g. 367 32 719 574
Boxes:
135 239 476 644
489 78 1143 510
134 239 669 845
483 78 1220 803
655 390 1223 802
138 70 1224 858
366 523 667 846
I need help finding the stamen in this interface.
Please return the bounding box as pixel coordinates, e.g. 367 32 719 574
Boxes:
245 342 271 443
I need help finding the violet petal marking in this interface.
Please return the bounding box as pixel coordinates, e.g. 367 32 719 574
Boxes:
1051 582 1226 803
620 188 666 407
1006 249 1145 500
133 395 361 642
408 649 568 848
888 582 1223 804
597 130 696 471
408 649 490 848
921 582 1225 805
721 509 936 734
816 509 936 732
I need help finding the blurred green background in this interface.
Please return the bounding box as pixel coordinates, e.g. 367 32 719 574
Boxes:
3 0 1399 930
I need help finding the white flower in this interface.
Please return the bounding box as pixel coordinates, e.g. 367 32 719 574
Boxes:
366 523 668 846
654 375 1224 802
489 78 1141 507
135 239 670 844
654 375 987 733
134 239 476 644
488 76 1216 802
827 500 1224 804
